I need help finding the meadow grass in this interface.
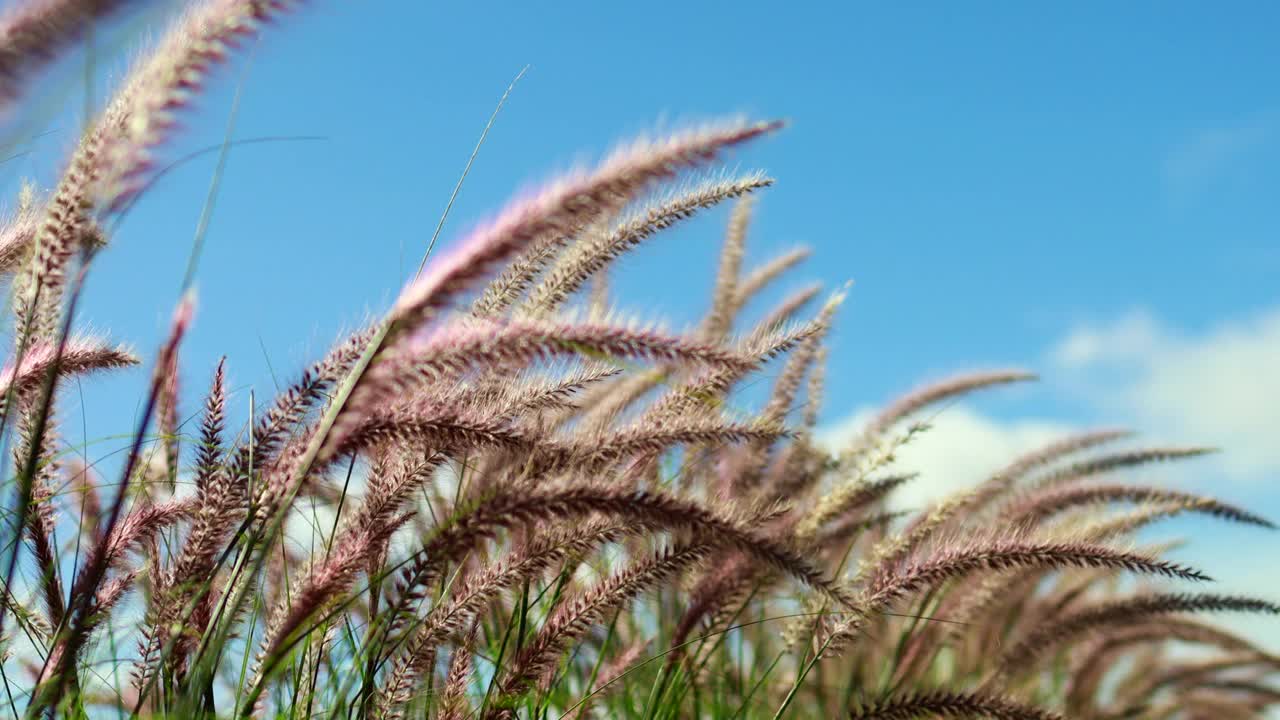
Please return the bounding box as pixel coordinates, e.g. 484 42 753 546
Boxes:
0 2 1276 718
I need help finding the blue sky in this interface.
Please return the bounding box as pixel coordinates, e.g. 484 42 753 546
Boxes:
3 0 1279 645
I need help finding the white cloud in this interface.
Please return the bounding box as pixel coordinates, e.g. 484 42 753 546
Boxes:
1051 306 1280 480
821 304 1280 501
817 305 1280 661
818 406 1071 511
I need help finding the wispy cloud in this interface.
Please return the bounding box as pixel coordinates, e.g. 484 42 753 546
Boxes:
1162 115 1276 202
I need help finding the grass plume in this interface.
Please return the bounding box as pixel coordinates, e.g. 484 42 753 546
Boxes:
0 5 1270 718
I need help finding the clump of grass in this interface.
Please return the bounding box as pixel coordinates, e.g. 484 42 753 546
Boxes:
0 2 1275 719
